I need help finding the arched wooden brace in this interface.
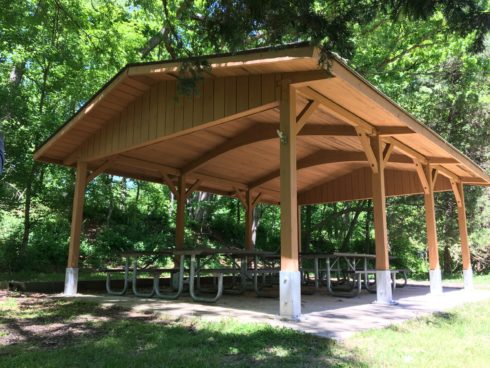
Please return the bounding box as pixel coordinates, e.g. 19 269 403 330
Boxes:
248 150 414 190
180 123 359 175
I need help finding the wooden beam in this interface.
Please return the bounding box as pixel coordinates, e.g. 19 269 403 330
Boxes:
383 136 428 164
280 81 299 272
460 176 488 184
295 100 320 135
428 157 459 164
414 161 430 194
370 135 389 270
357 129 378 173
86 160 111 183
298 86 375 134
424 164 440 271
433 165 460 183
377 126 414 135
67 161 87 268
300 124 357 136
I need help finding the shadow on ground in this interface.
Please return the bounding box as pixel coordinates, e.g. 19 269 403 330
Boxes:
0 292 366 368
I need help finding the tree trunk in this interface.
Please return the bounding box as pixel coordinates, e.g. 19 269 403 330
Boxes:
341 202 364 251
251 205 262 246
20 163 37 255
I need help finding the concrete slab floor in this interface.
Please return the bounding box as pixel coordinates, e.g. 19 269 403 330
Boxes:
64 284 490 339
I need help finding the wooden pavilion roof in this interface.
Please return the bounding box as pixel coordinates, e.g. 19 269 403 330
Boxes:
34 44 490 205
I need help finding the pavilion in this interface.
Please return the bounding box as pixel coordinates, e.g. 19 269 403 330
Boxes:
34 44 490 319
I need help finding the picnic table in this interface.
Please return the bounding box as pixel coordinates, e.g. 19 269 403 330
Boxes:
300 252 408 298
104 248 278 303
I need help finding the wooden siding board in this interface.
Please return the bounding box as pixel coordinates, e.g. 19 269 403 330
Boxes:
165 81 176 135
156 82 166 137
193 81 204 126
203 78 214 122
213 78 225 120
224 77 237 117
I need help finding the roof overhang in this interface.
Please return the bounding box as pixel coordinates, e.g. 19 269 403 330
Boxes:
34 43 490 202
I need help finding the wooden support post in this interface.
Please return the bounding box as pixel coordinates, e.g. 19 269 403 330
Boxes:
280 82 299 272
175 175 186 251
370 135 393 304
65 161 87 295
370 135 389 270
279 81 301 319
453 182 473 289
423 165 442 294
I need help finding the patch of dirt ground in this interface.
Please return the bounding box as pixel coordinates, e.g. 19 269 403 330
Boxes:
0 291 157 352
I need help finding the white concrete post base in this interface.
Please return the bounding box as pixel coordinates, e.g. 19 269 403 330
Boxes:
64 267 79 296
463 269 474 290
374 270 395 305
279 271 301 320
429 269 443 295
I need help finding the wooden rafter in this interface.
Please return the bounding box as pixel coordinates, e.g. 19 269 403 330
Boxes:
428 157 459 164
433 165 460 182
298 86 375 134
377 126 414 135
383 136 428 164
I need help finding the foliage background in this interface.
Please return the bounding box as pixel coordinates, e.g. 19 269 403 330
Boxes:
0 0 488 278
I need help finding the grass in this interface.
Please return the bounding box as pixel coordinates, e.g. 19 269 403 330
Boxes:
347 300 490 367
0 294 359 368
1 293 490 368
